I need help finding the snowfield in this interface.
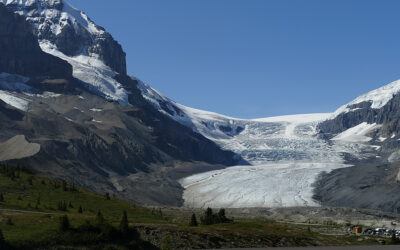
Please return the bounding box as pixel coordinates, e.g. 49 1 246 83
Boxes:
138 77 394 208
138 80 358 208
176 112 351 208
180 162 348 208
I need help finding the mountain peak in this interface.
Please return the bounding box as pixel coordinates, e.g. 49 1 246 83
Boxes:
1 0 127 75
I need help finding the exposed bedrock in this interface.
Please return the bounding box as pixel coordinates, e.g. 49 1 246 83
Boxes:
0 3 72 78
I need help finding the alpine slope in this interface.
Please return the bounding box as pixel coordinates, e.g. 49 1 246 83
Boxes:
2 0 400 209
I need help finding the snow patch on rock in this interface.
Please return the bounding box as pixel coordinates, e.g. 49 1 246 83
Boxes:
40 41 129 105
0 90 30 111
331 122 380 143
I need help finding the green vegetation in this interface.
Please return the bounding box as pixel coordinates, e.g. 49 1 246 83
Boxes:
200 207 231 225
189 213 198 227
0 164 395 249
0 165 162 249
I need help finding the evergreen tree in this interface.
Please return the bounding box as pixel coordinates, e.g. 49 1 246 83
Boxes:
218 208 228 222
189 213 198 226
78 205 83 214
0 229 4 246
6 217 13 226
57 201 67 211
202 207 214 225
105 192 110 200
62 180 67 191
0 193 4 202
391 230 398 244
119 210 129 234
95 210 105 225
59 215 70 232
68 201 73 208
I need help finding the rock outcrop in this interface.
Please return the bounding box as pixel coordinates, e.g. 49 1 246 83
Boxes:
1 0 127 75
0 3 72 78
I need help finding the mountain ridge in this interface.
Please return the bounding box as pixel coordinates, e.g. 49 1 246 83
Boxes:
2 0 400 212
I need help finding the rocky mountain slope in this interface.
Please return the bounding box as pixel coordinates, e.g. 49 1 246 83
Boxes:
0 1 240 206
0 3 71 78
1 0 400 212
138 46 400 211
1 0 126 75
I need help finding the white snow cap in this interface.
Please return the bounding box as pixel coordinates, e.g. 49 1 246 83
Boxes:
332 79 400 118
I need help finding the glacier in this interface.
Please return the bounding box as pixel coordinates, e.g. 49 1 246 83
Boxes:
138 80 353 207
2 0 394 208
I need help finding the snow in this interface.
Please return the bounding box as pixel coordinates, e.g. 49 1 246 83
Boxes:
331 122 380 143
0 73 32 111
0 91 30 111
138 82 352 208
90 108 102 112
62 0 104 35
1 0 129 106
180 163 349 208
177 112 350 208
378 136 387 142
91 119 103 123
332 79 400 118
0 0 104 37
252 113 331 123
40 41 130 105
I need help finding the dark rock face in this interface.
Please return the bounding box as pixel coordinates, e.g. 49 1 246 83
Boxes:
318 94 400 139
0 3 72 78
116 74 241 166
315 92 400 213
313 161 400 213
1 0 127 75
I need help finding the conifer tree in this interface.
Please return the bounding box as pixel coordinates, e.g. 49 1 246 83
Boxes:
62 180 67 191
78 205 83 214
6 217 13 226
0 229 4 246
0 193 4 202
189 213 198 226
105 192 110 200
391 230 398 244
59 215 70 232
95 210 105 225
119 211 129 234
218 208 228 223
202 207 214 225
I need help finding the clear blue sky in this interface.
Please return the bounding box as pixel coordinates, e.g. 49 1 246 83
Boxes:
68 0 400 119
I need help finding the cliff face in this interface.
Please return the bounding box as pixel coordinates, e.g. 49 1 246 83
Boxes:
0 0 127 75
0 3 72 78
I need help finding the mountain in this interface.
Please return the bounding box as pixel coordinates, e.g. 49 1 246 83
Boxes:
139 56 400 211
1 0 400 213
0 4 72 78
314 80 400 213
1 0 126 75
0 1 240 206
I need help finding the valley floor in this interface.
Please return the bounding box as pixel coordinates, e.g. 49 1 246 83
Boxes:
1 166 399 249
